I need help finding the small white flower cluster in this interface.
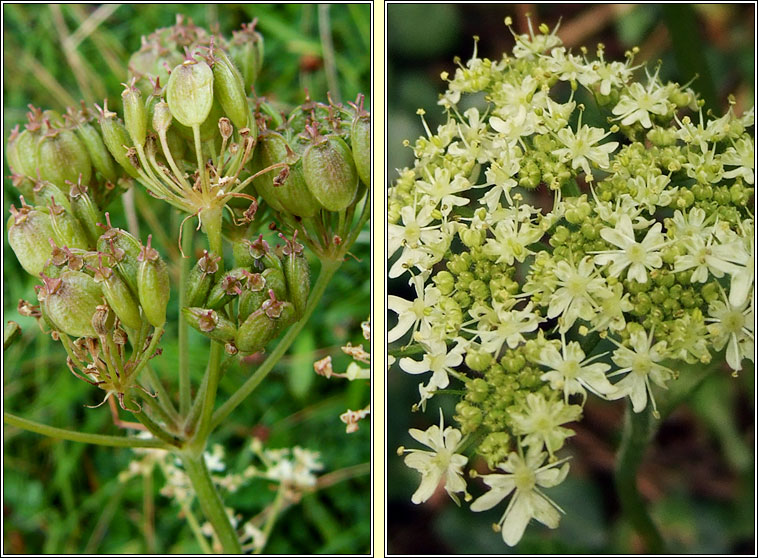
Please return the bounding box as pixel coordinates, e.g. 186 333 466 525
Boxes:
389 18 754 546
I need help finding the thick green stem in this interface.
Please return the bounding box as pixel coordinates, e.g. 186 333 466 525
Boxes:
182 453 242 554
179 218 194 415
4 412 170 449
614 404 665 553
192 340 224 451
211 258 342 429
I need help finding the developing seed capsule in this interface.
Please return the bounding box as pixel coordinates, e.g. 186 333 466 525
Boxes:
279 233 310 317
68 181 103 246
229 21 264 93
185 250 221 307
6 126 39 184
136 235 170 328
36 128 92 188
91 255 143 331
183 307 237 345
74 120 118 183
121 81 148 147
236 291 295 353
351 111 370 187
237 270 267 323
166 57 214 128
97 102 140 179
7 200 55 277
40 270 102 338
47 197 90 250
31 179 70 210
206 267 248 310
254 131 320 217
303 133 359 211
212 49 248 129
97 215 142 295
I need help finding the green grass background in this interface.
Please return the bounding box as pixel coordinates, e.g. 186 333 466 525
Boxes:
3 4 371 554
387 4 755 554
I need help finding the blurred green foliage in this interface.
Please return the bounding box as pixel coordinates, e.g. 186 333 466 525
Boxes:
3 4 370 554
387 3 754 554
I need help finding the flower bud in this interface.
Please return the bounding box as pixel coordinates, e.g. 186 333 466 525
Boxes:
7 200 55 276
212 49 248 129
280 233 309 317
40 270 102 338
351 112 370 187
183 307 237 345
254 131 320 217
166 58 214 128
185 250 221 307
136 235 170 327
37 128 92 188
303 134 359 211
92 256 143 331
122 81 148 147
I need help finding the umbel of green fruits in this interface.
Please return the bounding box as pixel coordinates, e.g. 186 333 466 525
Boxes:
6 15 370 411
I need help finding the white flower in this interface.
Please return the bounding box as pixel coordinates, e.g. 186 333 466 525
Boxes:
387 274 440 343
721 136 754 184
706 293 754 372
475 301 542 355
593 214 666 283
537 335 614 402
483 215 544 266
398 338 465 390
509 392 582 455
546 256 608 333
612 77 671 128
554 123 618 178
470 448 569 546
415 167 471 216
399 411 469 504
607 328 674 415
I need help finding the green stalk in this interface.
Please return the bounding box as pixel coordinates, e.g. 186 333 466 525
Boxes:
181 453 242 554
614 403 665 553
179 218 194 415
132 404 182 447
211 258 342 429
255 482 285 554
191 340 224 451
4 412 171 449
143 363 180 423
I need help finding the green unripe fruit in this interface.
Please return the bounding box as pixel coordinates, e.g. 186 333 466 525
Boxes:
152 101 173 135
229 23 264 93
97 219 142 295
166 58 214 128
351 113 370 186
40 271 102 338
136 235 170 327
185 251 221 308
47 198 90 250
7 202 55 277
212 49 248 129
99 108 140 179
280 234 309 317
254 132 320 217
75 122 118 183
206 267 250 310
303 135 359 211
37 129 92 188
237 271 267 323
92 258 142 331
236 292 295 353
183 307 237 345
122 83 148 147
7 127 40 181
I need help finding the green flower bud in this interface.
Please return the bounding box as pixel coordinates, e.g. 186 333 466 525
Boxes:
36 128 92 188
212 49 248 129
39 270 102 338
280 233 309 317
121 81 148 147
254 131 320 217
303 133 359 212
136 235 170 327
185 250 221 307
465 350 492 372
7 200 55 276
91 255 142 331
166 57 214 128
183 307 237 345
